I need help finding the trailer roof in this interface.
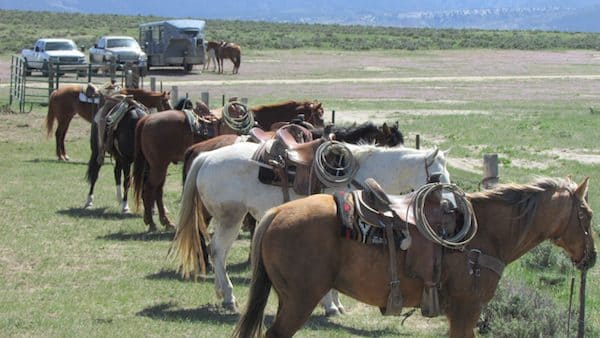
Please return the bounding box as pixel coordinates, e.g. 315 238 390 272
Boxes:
139 19 206 31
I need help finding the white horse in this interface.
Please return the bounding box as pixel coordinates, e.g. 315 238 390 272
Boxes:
171 141 450 313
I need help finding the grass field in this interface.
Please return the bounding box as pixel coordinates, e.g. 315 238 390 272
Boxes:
1 46 599 337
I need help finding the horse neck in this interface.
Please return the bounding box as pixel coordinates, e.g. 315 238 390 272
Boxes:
351 147 423 193
471 190 571 263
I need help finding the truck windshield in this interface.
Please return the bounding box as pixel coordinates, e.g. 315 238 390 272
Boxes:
45 41 77 51
107 39 138 48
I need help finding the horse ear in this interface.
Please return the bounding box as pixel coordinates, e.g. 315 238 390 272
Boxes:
427 148 439 161
574 177 590 200
442 147 451 156
382 122 390 134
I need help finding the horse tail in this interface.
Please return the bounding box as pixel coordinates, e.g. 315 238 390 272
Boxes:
235 52 241 69
132 116 148 211
233 208 277 338
168 154 210 278
46 90 59 137
85 121 101 184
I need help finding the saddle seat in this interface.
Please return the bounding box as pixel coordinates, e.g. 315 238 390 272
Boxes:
355 178 416 229
249 127 275 143
254 123 324 196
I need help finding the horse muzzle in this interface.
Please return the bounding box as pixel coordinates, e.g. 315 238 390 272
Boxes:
576 249 597 271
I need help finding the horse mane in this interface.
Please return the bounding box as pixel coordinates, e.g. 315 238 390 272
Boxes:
332 122 378 143
175 98 194 110
250 100 301 112
120 88 161 97
468 177 573 241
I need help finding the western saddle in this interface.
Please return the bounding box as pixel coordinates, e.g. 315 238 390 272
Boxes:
251 123 325 201
337 178 465 317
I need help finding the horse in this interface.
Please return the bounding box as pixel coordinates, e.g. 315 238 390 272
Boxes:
233 177 596 338
45 85 172 161
203 40 220 72
170 141 450 313
218 42 241 74
251 100 325 130
84 95 149 213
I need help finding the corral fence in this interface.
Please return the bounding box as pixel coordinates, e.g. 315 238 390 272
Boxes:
8 55 144 113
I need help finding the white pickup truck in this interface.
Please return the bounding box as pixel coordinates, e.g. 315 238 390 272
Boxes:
21 38 87 76
88 36 147 75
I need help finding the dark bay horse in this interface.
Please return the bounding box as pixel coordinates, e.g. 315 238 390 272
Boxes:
234 177 595 337
85 96 148 212
251 100 325 130
218 42 241 74
46 85 172 161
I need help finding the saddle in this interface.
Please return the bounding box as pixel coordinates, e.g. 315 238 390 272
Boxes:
336 178 461 317
183 109 219 139
253 124 324 201
79 83 120 104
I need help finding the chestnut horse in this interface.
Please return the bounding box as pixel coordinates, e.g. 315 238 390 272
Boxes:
234 177 596 338
251 100 325 130
203 40 220 72
218 42 241 74
46 85 172 161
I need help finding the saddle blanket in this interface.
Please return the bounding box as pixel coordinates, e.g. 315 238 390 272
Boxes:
79 93 100 104
334 190 405 247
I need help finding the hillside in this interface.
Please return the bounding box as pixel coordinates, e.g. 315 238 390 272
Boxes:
1 10 600 55
1 0 600 32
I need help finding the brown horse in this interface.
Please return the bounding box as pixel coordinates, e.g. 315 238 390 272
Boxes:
46 85 172 161
234 177 596 338
218 42 241 74
251 100 325 130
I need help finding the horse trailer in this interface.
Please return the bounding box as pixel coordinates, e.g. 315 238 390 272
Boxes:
139 19 206 72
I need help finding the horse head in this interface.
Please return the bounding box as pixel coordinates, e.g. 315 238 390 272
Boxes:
553 177 596 270
375 122 404 147
298 101 324 127
159 91 173 111
424 148 450 185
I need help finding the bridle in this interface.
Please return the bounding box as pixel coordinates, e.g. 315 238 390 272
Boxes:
425 153 444 184
563 187 593 270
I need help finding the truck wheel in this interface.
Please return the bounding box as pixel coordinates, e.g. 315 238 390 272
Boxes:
41 61 49 77
185 64 193 72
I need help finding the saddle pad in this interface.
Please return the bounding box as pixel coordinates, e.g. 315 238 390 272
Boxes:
334 191 405 246
184 109 215 138
79 93 100 104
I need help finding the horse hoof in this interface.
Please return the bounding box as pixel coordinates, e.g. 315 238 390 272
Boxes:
148 224 158 233
122 208 130 214
325 308 341 317
164 223 176 231
337 306 346 314
222 301 238 313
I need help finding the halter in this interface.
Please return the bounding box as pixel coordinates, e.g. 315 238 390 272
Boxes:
564 187 593 269
424 151 444 184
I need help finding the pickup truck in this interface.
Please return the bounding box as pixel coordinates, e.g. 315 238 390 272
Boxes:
89 36 147 76
21 38 87 76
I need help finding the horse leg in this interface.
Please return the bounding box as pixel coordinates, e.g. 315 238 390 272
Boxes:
85 123 100 209
142 171 158 232
155 170 174 230
242 214 256 264
331 289 345 314
121 160 132 214
266 297 321 338
446 298 481 338
55 121 71 161
208 205 246 310
319 291 341 316
114 159 123 209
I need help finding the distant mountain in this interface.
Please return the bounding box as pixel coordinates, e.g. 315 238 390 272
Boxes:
2 0 600 32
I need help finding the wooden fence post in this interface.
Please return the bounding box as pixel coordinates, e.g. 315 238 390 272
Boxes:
171 86 179 105
331 110 335 124
416 134 420 149
150 77 156 92
201 92 209 106
482 154 499 189
241 97 248 105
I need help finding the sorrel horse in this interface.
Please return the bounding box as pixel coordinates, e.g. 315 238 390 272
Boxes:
46 85 172 161
234 177 596 338
170 141 450 311
251 100 325 130
218 42 241 74
85 96 148 212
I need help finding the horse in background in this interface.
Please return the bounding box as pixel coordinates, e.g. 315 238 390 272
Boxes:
203 41 220 72
234 177 595 337
85 95 148 213
46 85 171 161
218 42 241 74
251 100 325 130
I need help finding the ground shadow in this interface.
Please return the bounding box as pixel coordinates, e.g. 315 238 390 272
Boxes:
58 207 139 220
26 158 88 166
98 230 174 242
137 302 404 336
227 260 250 273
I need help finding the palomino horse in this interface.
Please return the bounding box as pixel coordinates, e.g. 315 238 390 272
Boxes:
251 100 325 130
203 41 220 72
170 141 450 312
234 177 596 338
218 42 241 74
46 85 172 161
85 95 148 213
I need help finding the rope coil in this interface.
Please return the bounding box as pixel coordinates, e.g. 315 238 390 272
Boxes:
222 101 254 134
412 183 478 249
312 141 359 188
